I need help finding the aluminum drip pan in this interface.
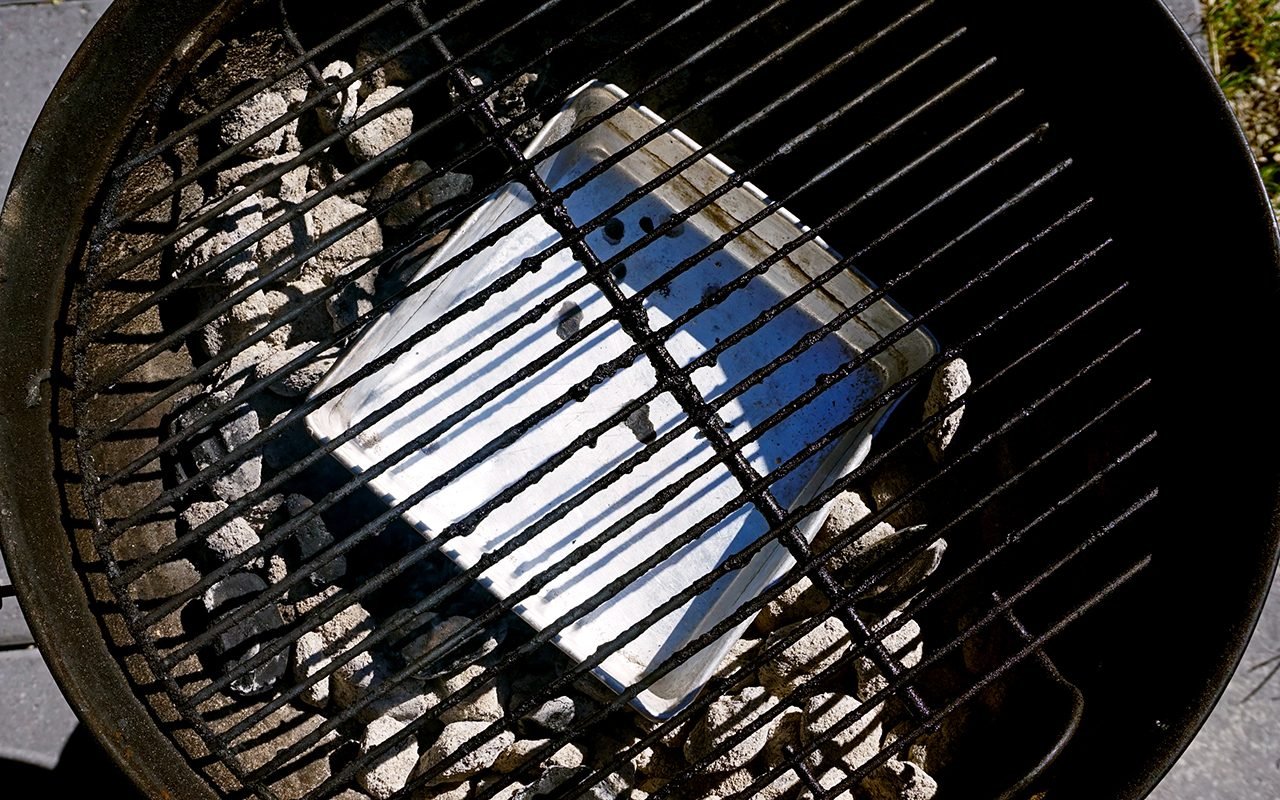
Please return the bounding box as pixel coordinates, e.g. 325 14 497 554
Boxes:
307 82 938 718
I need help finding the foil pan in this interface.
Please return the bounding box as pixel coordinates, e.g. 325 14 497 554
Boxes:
308 82 938 718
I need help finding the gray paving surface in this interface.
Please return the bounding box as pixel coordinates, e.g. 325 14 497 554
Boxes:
0 0 1276 795
0 649 80 770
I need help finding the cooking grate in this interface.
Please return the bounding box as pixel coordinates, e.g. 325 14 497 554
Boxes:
49 0 1163 797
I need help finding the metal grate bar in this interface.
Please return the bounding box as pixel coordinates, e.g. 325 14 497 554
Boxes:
322 328 1148 798
237 229 1114 781
275 0 334 92
112 53 1009 601
86 0 916 439
152 111 1057 682
95 17 966 493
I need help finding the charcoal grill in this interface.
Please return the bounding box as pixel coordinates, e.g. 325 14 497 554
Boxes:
2 0 1278 798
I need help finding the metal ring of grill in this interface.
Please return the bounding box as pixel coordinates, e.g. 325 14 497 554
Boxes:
1 0 1278 798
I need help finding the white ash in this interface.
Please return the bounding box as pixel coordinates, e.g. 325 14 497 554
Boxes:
358 716 420 800
214 152 309 203
854 613 924 703
493 740 584 774
862 533 946 602
256 204 316 272
282 89 307 153
318 61 362 134
404 615 504 679
867 758 938 800
221 91 289 159
333 649 438 723
713 635 762 679
923 358 971 463
522 695 582 736
294 630 333 707
304 195 384 287
420 782 472 800
438 664 504 724
759 616 851 697
577 769 633 800
814 491 895 571
753 575 830 635
806 692 884 770
177 194 265 288
684 685 780 773
295 601 371 711
415 721 515 785
693 767 773 799
180 500 260 561
201 571 266 614
255 342 336 397
763 705 805 770
348 87 414 162
201 403 263 503
267 554 289 585
806 765 854 800
881 724 931 775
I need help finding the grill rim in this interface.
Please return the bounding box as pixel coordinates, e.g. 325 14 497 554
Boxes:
0 1 1276 798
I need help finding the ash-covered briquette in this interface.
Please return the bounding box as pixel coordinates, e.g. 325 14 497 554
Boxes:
136 19 975 798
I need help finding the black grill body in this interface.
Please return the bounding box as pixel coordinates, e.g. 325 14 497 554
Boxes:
0 1 1277 799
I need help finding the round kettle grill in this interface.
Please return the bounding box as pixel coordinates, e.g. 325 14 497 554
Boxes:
2 0 1278 798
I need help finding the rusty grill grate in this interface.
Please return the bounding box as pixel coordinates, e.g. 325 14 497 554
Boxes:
61 0 1159 798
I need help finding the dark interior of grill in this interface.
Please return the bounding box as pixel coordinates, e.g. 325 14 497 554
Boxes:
3 0 1279 798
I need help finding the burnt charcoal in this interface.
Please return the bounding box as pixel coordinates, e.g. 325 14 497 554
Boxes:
201 572 288 695
229 641 289 696
624 406 657 445
426 172 474 207
491 73 543 144
556 301 584 340
348 87 414 162
287 493 347 585
202 571 268 615
175 400 262 502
